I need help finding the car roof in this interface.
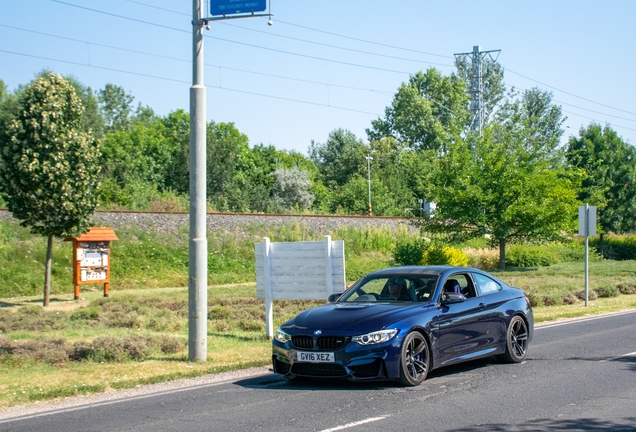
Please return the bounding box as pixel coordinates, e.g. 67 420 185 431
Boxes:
364 266 508 287
366 266 455 277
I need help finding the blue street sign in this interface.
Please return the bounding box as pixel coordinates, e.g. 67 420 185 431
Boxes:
210 0 266 16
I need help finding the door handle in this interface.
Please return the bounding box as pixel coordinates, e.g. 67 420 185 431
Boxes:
479 303 487 309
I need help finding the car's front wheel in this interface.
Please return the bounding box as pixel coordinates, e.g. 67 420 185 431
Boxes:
497 315 529 363
398 332 429 386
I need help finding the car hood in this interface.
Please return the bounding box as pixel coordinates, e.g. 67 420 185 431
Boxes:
282 302 432 334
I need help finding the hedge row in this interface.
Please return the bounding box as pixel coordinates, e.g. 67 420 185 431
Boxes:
590 235 636 261
392 238 602 269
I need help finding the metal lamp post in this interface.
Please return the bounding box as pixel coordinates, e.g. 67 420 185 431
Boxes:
188 0 272 362
365 154 373 216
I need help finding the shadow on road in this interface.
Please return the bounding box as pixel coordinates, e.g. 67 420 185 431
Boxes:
459 417 636 432
234 356 500 391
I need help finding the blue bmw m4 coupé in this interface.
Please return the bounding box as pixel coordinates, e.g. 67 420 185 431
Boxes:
272 266 533 386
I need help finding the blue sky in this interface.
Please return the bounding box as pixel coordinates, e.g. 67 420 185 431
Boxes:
1 1 634 154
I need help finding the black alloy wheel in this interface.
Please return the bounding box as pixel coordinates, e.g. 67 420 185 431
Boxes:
398 332 430 386
497 315 529 363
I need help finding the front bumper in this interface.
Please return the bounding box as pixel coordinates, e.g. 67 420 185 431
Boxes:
272 337 403 380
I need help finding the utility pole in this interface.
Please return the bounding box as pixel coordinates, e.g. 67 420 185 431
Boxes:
454 45 500 135
365 154 373 216
188 0 272 361
189 0 207 361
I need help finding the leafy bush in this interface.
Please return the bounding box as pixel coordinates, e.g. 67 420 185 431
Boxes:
123 335 149 360
70 307 99 321
595 284 620 298
73 335 153 362
562 293 578 305
542 295 560 306
76 336 127 362
526 292 543 307
0 306 67 333
422 245 469 266
546 242 600 263
239 319 263 331
576 289 598 301
208 305 232 320
392 237 429 266
506 245 560 268
591 235 636 260
158 336 184 354
617 283 636 295
1 337 71 366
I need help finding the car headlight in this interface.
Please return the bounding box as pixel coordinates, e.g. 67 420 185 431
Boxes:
352 329 398 345
275 328 291 344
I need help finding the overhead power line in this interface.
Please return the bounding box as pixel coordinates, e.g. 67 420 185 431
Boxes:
0 48 384 117
561 109 636 133
54 0 636 120
121 0 453 60
554 99 636 124
0 23 395 95
50 0 451 72
505 68 636 117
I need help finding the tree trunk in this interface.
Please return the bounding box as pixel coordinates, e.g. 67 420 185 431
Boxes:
43 235 53 307
498 238 506 269
599 233 604 259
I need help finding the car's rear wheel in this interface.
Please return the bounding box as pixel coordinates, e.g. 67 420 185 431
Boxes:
398 332 429 386
497 315 529 363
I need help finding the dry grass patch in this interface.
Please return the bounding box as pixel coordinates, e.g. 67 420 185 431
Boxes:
1 263 635 409
533 295 636 322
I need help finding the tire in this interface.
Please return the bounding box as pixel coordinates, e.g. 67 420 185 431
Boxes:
398 332 430 386
497 315 529 363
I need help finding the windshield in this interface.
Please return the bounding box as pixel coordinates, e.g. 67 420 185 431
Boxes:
339 275 439 303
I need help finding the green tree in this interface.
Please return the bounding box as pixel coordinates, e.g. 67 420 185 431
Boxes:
242 144 319 213
66 76 104 139
161 109 190 195
0 72 101 305
419 124 579 269
309 128 368 187
367 68 470 152
0 79 18 135
98 84 134 132
100 121 175 187
131 103 157 127
566 124 636 233
333 176 405 216
496 87 565 162
271 167 315 211
0 79 7 106
206 121 252 212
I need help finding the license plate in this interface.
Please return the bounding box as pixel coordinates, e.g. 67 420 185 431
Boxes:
297 351 334 363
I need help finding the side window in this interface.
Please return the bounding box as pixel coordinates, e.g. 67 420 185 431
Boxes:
443 274 476 298
472 273 501 296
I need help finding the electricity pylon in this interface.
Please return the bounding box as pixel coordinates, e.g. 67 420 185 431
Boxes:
454 45 501 135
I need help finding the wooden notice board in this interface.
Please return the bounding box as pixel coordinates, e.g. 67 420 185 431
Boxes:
65 228 118 300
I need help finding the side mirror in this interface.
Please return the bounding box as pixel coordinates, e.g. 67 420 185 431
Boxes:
327 293 343 303
441 292 465 305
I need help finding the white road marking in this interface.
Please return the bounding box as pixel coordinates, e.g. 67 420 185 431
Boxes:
535 309 636 330
320 416 389 431
599 351 636 362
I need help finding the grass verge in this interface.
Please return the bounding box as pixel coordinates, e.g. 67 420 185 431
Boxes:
2 275 636 409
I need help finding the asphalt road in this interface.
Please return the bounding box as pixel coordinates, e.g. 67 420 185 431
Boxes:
2 310 635 432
